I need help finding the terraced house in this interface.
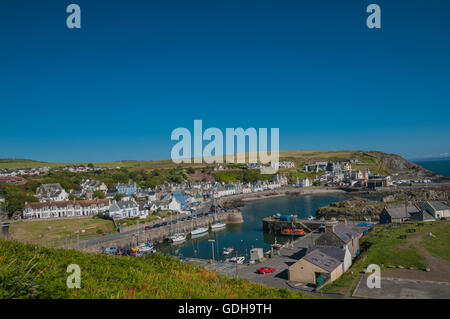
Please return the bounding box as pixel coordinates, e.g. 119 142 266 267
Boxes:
23 199 110 219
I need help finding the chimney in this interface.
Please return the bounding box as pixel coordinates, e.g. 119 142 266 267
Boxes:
326 223 336 233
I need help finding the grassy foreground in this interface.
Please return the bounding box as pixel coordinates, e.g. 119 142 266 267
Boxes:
0 240 315 299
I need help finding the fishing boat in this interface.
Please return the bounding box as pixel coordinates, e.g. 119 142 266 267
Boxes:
210 220 226 230
190 226 208 237
225 256 245 264
222 247 234 256
281 228 306 236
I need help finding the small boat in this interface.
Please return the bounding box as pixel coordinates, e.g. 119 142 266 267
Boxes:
308 216 316 220
191 226 208 237
138 243 156 253
281 228 306 236
226 256 245 264
168 233 186 243
222 247 234 256
210 221 226 230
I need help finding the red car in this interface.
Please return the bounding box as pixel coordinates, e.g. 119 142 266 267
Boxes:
257 267 276 274
145 226 152 231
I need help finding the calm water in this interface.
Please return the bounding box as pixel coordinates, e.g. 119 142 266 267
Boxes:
155 194 357 261
414 159 450 177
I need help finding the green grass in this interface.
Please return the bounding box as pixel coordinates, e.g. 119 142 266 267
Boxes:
0 239 316 299
116 215 160 227
8 217 117 245
320 221 450 294
420 221 450 262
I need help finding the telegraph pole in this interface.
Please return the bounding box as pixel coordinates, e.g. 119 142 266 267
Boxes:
208 239 215 265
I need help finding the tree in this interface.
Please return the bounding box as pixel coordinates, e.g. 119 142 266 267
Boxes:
87 163 95 169
114 193 124 202
93 191 105 199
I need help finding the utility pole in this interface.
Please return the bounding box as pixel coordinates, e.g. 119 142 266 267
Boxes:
235 250 238 279
208 239 215 265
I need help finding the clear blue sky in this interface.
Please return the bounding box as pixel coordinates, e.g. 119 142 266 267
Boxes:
1 0 449 162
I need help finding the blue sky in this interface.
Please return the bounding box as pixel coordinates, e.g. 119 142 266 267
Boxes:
0 0 449 162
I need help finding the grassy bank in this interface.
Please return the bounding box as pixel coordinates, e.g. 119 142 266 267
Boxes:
0 240 315 299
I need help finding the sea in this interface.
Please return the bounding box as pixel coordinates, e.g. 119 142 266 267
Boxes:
414 159 450 177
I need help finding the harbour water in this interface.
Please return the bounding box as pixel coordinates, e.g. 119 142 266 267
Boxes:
156 194 365 261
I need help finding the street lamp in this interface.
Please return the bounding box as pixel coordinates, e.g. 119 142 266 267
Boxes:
208 239 215 265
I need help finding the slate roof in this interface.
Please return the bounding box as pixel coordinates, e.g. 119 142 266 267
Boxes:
383 205 420 219
333 223 358 244
303 249 342 273
429 201 450 211
305 245 346 263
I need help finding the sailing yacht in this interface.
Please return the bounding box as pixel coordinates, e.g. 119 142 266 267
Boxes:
169 233 187 243
210 220 226 230
191 226 208 237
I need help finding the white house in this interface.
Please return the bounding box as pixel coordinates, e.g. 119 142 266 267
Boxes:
35 183 69 202
107 199 140 220
23 199 110 219
168 197 182 212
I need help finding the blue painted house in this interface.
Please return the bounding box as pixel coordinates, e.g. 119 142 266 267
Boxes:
115 182 137 196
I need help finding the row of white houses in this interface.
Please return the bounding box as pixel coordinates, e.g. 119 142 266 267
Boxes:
23 199 110 219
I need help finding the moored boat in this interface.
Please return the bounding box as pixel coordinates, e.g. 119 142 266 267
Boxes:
210 221 226 230
222 247 234 256
191 226 208 237
225 256 245 264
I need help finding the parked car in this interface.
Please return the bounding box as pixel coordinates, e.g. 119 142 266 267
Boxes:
257 267 276 274
104 246 118 255
117 248 126 255
126 249 135 256
144 226 152 231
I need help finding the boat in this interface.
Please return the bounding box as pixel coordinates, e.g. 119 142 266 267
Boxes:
281 228 306 236
222 247 234 256
138 243 156 253
308 216 316 220
210 221 226 230
190 226 208 237
168 232 186 243
225 256 245 264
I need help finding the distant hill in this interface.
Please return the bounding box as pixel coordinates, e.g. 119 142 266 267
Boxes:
0 150 437 178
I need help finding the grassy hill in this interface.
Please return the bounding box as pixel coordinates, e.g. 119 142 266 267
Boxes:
0 239 314 299
0 150 436 178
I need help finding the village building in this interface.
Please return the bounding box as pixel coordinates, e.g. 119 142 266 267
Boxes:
23 199 110 219
315 223 360 258
421 201 450 219
115 182 137 196
35 183 69 202
379 205 433 224
288 246 344 285
107 199 140 219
